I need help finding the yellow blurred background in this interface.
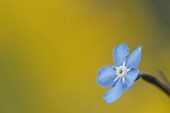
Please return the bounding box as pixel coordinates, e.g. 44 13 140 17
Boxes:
0 0 169 113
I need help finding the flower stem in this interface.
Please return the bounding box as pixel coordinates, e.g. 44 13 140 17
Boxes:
138 72 170 97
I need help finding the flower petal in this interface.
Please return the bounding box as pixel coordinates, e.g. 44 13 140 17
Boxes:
123 69 139 90
103 80 124 104
97 66 117 87
113 43 129 67
126 46 142 69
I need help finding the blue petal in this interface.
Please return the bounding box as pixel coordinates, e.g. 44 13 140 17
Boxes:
97 66 117 87
103 80 124 104
126 46 142 69
113 43 129 67
123 69 139 90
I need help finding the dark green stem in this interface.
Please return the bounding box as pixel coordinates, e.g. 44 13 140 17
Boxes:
138 73 170 97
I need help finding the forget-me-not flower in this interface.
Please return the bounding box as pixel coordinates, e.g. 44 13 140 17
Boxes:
97 43 142 103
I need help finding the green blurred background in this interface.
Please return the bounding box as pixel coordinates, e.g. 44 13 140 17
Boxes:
0 0 169 113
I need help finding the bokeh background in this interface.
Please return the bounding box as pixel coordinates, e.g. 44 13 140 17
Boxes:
0 0 169 113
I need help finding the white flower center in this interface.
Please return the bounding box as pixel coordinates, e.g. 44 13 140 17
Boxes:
116 66 128 79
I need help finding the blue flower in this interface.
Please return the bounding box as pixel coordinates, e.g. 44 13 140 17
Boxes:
97 43 142 104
